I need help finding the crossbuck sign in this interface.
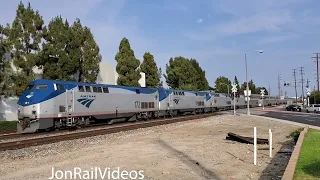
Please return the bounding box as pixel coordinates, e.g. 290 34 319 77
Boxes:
260 89 265 97
231 83 238 93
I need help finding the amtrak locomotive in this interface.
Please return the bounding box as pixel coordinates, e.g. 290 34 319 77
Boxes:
17 79 286 133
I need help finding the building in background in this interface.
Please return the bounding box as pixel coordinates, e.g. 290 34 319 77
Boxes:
97 61 146 87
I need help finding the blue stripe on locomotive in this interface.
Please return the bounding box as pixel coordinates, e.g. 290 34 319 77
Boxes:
18 79 158 106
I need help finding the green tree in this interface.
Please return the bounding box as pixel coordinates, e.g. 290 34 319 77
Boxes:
233 76 240 91
71 19 101 83
8 1 44 96
115 37 141 86
37 16 76 80
0 24 15 98
190 59 209 90
164 56 198 91
140 52 160 88
240 80 256 94
38 17 101 83
309 91 320 104
214 76 231 93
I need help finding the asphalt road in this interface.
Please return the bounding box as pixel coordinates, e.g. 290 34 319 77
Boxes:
257 111 320 127
233 108 320 127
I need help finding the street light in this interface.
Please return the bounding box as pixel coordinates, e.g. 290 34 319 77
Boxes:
245 50 264 115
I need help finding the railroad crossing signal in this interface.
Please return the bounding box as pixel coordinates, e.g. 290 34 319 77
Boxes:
231 83 238 93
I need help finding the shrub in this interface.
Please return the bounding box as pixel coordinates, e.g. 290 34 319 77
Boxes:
287 128 304 144
0 121 18 131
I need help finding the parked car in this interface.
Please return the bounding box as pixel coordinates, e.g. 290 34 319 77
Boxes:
285 104 302 112
306 104 320 113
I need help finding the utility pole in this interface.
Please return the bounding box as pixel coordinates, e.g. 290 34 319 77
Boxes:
314 85 316 104
277 74 281 99
299 67 305 105
293 69 298 104
268 84 271 101
312 53 320 91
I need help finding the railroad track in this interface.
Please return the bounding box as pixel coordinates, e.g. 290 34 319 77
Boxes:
0 112 220 151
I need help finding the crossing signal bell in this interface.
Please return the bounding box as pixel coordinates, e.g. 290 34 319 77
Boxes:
284 83 290 86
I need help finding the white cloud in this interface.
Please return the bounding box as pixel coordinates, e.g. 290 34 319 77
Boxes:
258 33 298 44
197 18 203 23
183 0 314 42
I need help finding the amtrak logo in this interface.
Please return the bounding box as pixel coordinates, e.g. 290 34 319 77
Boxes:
173 98 179 104
77 98 95 108
26 92 34 99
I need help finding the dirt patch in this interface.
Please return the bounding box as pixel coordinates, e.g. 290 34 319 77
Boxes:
0 114 297 180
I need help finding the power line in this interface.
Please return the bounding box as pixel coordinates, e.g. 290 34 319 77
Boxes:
311 53 320 91
293 69 298 104
299 67 305 104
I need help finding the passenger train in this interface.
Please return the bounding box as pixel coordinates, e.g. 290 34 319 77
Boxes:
17 79 286 133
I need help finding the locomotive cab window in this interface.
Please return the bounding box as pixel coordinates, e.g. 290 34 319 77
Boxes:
25 85 35 90
35 84 48 90
136 89 140 94
85 86 91 92
78 86 85 92
56 84 64 91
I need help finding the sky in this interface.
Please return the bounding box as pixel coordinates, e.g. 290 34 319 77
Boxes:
0 0 319 97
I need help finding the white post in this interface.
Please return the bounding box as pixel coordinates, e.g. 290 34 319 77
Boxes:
269 129 272 158
233 92 236 115
254 127 257 165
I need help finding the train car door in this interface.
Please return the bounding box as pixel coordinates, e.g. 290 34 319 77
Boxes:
65 87 74 114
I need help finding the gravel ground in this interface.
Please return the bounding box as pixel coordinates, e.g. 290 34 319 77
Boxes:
0 114 298 180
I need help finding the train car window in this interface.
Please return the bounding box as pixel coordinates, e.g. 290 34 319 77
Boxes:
85 86 91 92
35 84 48 90
92 86 98 92
97 87 102 93
103 87 109 93
136 89 140 94
78 86 85 92
57 84 64 91
78 86 84 92
149 102 154 108
182 92 185 96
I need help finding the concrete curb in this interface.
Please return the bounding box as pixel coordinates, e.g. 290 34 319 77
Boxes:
282 127 309 180
239 114 320 130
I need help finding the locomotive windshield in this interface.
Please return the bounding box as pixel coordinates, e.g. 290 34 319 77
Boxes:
25 84 48 90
